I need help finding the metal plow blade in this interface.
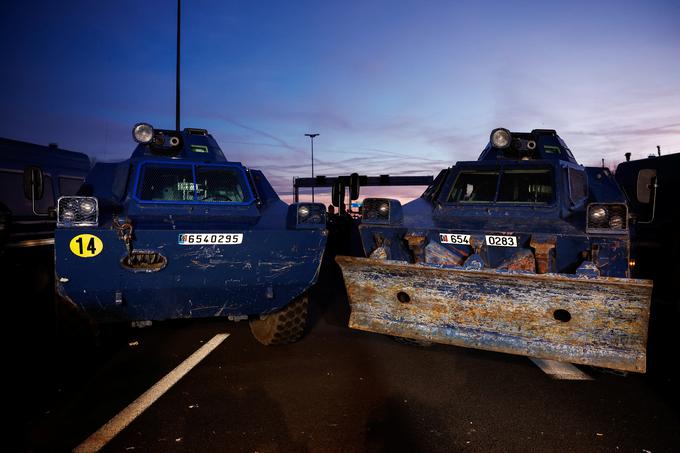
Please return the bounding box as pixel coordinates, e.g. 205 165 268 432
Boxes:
336 256 653 373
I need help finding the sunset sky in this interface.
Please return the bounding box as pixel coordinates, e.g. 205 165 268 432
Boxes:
1 0 678 203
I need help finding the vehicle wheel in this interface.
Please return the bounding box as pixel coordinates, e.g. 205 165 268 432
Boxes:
249 294 309 345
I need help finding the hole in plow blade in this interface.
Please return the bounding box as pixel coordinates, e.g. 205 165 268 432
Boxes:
122 250 168 272
397 291 411 303
553 309 571 322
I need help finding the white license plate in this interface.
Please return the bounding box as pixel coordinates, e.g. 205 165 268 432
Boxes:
178 233 243 245
485 235 518 247
439 233 471 245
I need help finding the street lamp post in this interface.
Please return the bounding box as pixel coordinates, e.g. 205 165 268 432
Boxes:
305 133 319 202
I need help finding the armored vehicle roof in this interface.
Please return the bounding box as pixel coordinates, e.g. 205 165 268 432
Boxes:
478 129 578 164
130 127 227 163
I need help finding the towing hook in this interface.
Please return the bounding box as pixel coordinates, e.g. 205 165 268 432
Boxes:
113 217 135 256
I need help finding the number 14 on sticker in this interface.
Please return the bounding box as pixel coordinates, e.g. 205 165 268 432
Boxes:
69 234 103 257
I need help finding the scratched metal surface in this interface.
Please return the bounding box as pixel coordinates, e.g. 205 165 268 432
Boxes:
55 228 326 322
336 256 652 372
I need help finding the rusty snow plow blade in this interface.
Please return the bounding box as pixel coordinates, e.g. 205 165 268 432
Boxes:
336 256 653 373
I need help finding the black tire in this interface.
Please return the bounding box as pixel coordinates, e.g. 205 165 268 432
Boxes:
249 294 309 345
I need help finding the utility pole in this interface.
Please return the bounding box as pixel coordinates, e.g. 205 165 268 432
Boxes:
176 0 181 131
305 133 319 202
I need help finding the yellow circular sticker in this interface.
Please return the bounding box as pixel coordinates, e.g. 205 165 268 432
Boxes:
69 234 104 258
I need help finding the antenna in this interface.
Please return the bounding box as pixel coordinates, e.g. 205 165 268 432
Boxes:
175 0 181 131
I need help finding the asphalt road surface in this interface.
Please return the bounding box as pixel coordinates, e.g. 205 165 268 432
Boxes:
17 284 680 453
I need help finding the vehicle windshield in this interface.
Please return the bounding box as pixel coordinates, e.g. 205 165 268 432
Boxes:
448 168 553 204
137 164 252 203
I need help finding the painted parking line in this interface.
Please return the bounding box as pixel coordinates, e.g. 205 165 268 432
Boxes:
74 333 230 453
530 357 593 380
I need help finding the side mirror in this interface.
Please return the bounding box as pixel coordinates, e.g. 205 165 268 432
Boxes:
331 181 345 208
349 173 360 201
636 169 657 204
23 166 44 200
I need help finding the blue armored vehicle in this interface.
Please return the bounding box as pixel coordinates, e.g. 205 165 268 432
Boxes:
336 128 653 372
55 123 327 344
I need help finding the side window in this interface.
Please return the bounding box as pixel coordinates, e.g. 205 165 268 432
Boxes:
59 177 85 196
498 169 553 203
137 165 195 201
568 167 588 205
448 172 499 202
195 167 251 203
423 168 449 201
636 169 656 204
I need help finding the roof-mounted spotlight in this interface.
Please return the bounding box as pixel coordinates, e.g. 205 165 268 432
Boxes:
132 123 154 144
490 128 512 149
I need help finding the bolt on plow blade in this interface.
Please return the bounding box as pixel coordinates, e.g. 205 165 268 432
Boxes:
336 256 652 373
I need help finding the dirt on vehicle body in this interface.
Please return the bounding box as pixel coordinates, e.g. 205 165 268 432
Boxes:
55 124 327 345
337 128 653 372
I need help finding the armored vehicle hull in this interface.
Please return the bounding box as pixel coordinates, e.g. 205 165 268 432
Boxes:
55 124 327 344
337 129 652 372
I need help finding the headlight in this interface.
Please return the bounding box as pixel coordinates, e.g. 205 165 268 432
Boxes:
57 196 99 227
290 203 325 228
589 206 607 224
362 198 403 224
80 199 96 215
132 122 154 144
298 205 310 218
609 215 624 229
586 203 627 234
61 209 76 221
490 128 512 149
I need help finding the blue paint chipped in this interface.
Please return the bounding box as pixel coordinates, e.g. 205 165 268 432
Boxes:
55 128 327 324
339 129 654 372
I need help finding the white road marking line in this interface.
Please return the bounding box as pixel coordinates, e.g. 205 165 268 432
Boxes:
74 333 230 453
530 358 593 380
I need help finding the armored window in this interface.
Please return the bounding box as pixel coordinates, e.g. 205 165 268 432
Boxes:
567 167 588 205
423 168 449 201
448 168 554 204
498 169 553 203
448 171 499 202
195 167 251 203
137 165 195 201
135 164 252 204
